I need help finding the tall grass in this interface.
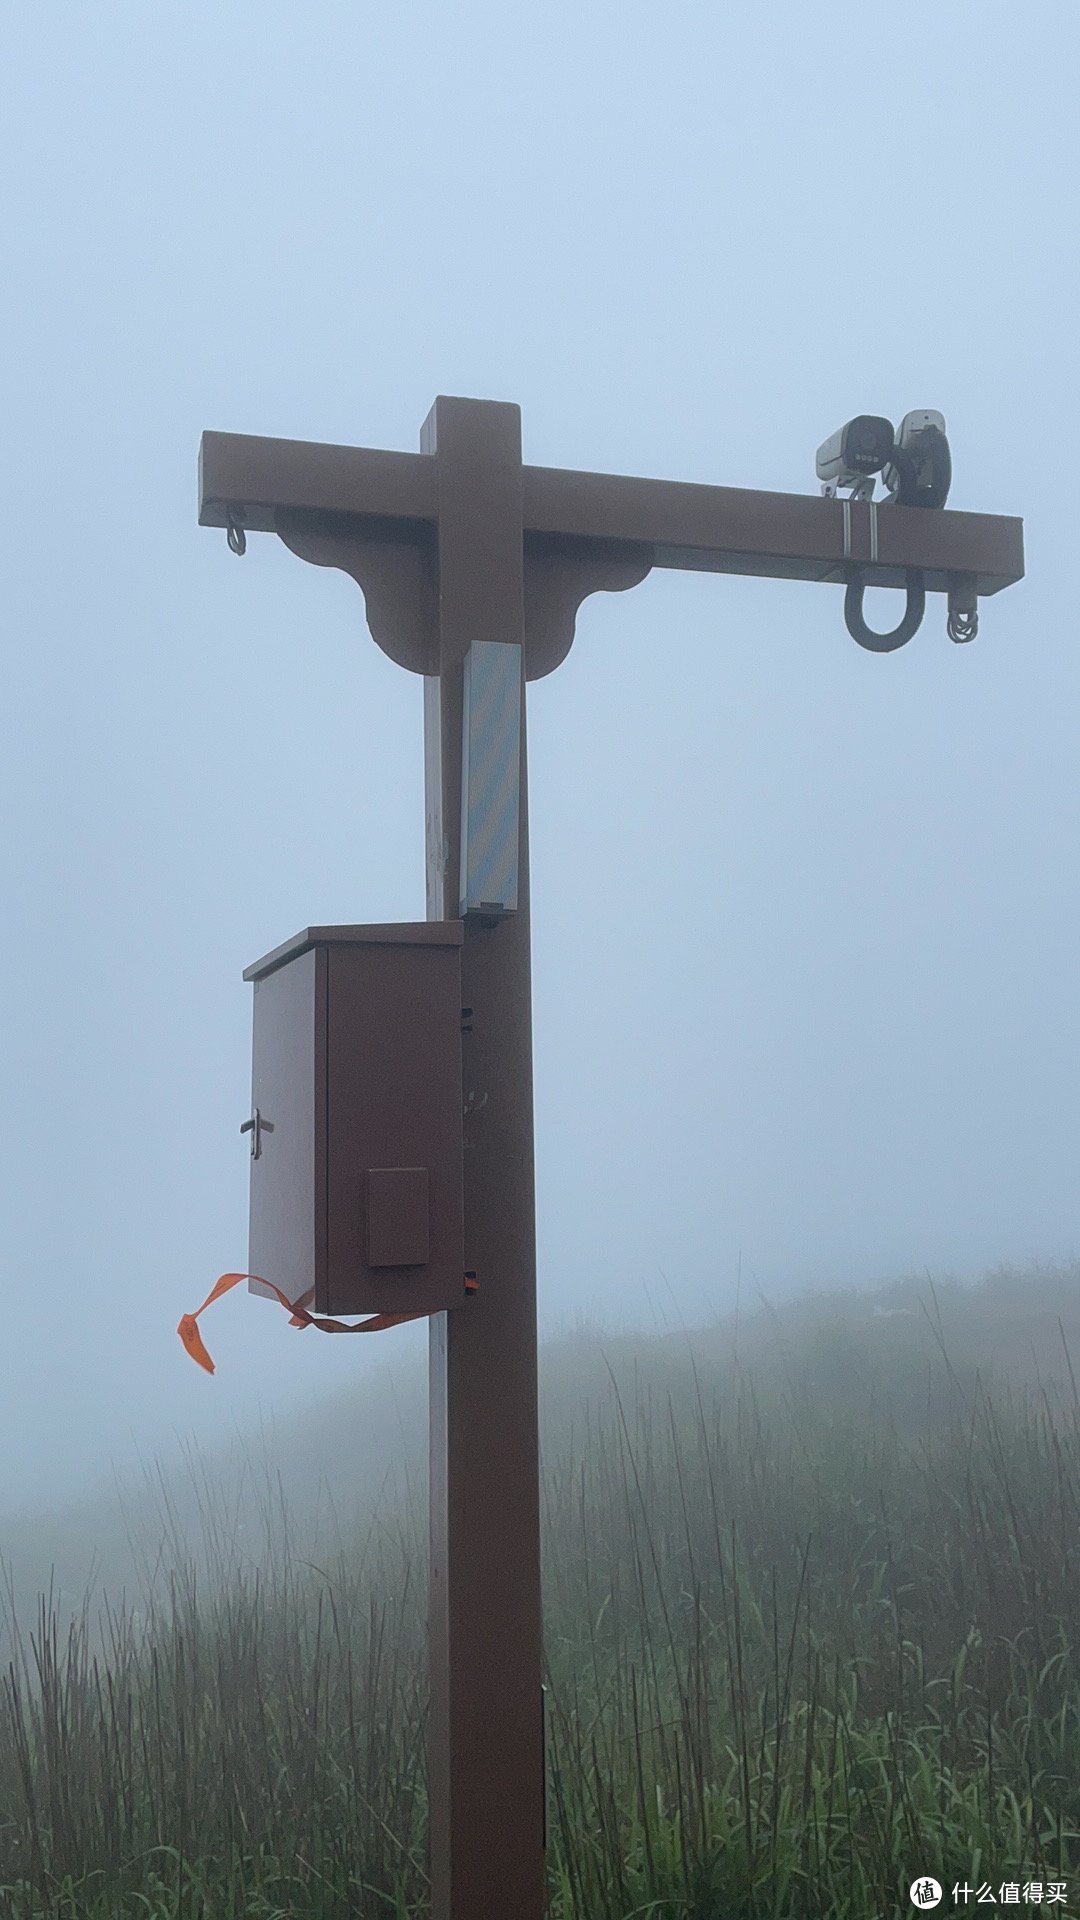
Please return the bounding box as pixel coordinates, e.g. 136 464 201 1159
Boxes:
3 1280 1080 1916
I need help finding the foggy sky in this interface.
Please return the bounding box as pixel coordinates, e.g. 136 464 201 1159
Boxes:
2 1 1077 1520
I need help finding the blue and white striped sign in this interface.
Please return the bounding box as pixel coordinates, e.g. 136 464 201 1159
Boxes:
459 641 522 916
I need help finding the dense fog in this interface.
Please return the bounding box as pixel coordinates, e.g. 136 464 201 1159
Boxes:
2 4 1076 1539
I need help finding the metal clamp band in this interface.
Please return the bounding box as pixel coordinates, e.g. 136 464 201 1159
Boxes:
842 498 878 567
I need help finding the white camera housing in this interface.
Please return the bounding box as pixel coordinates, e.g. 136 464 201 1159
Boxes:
816 415 896 498
895 409 946 445
882 410 951 508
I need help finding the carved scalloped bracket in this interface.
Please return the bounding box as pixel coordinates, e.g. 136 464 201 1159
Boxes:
276 509 439 675
275 509 652 681
522 534 653 680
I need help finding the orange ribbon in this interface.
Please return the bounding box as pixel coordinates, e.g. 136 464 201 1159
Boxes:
177 1272 422 1375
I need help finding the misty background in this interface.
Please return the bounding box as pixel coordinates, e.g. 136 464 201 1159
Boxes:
1 3 1077 1549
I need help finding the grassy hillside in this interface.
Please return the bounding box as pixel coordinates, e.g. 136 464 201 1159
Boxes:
2 1263 1079 1916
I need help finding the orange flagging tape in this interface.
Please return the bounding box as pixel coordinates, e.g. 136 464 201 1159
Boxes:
177 1272 423 1375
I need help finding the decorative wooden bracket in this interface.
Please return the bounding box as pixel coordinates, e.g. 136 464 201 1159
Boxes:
275 508 651 681
522 534 652 679
276 509 439 675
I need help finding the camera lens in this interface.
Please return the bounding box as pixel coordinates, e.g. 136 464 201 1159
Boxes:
846 416 893 473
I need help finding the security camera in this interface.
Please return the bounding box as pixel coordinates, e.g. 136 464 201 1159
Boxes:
816 415 896 497
820 407 968 651
882 410 951 509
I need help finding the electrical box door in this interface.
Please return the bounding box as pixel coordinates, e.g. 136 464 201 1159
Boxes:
244 923 465 1318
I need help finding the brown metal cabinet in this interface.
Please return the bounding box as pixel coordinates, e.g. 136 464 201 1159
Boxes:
243 923 465 1317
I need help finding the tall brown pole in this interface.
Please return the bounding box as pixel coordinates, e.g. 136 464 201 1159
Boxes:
198 397 1023 1920
422 397 546 1919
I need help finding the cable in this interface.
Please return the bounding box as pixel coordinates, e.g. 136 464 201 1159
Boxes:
844 568 926 652
947 572 979 643
947 605 979 643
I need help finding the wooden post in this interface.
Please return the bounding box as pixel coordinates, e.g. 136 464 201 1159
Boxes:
421 397 546 1919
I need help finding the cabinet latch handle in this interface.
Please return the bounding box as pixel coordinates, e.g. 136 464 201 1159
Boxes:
240 1108 274 1160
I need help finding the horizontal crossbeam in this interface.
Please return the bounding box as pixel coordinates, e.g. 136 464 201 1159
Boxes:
199 428 1024 597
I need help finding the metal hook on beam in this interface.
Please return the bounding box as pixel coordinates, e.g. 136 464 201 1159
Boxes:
844 567 926 652
226 508 247 556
